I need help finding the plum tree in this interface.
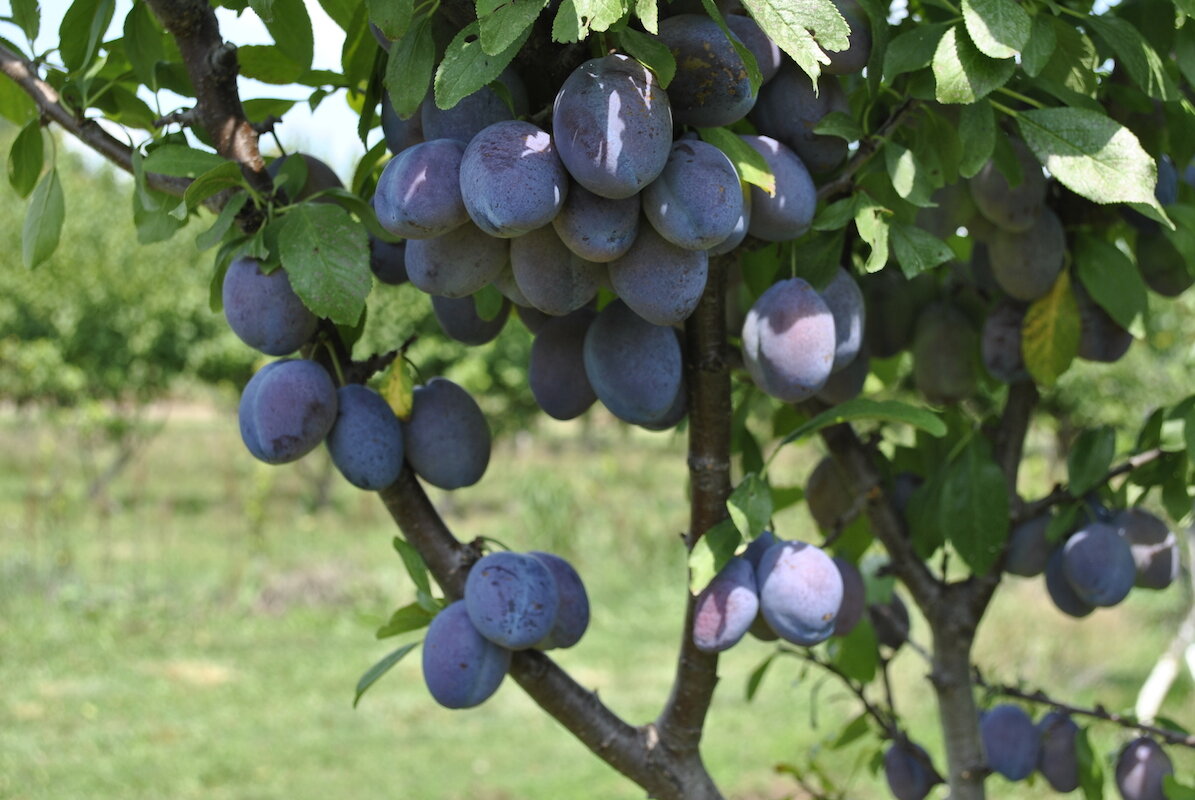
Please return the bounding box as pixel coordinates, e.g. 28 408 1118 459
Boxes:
11 0 1195 797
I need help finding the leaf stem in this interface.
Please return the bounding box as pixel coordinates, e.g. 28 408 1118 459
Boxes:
995 87 1045 110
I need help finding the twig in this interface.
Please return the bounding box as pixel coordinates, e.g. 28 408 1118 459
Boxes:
816 98 922 203
974 668 1195 748
1019 448 1167 522
796 649 899 738
154 108 201 128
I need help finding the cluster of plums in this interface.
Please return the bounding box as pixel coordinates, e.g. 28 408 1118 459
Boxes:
224 255 492 492
886 707 1175 800
423 550 590 708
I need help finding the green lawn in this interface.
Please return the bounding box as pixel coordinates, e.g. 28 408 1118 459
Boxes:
1 400 1191 799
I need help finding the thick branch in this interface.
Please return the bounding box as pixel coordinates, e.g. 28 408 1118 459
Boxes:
144 0 273 196
0 43 193 198
655 256 733 768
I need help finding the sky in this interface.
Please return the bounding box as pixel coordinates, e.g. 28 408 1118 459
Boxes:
16 0 370 177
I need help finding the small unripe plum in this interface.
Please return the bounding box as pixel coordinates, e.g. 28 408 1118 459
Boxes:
422 600 511 709
326 384 404 491
806 456 859 533
402 377 491 489
970 138 1046 233
912 304 979 404
222 257 318 356
1115 737 1173 800
465 551 560 650
742 278 836 402
1037 711 1080 793
980 704 1040 781
460 120 569 238
981 301 1029 384
861 269 935 358
756 540 843 646
692 556 760 653
987 208 1065 302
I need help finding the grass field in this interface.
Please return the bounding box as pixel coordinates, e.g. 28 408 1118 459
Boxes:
1 396 1192 800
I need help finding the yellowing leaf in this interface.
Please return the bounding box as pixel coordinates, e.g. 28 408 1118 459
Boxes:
1021 270 1080 387
381 359 415 420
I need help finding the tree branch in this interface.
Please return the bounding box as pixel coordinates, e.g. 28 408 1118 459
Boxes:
0 42 194 198
1019 447 1167 522
816 98 922 203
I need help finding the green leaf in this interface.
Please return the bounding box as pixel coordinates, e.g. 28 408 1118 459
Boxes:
812 111 862 142
551 0 625 42
829 619 878 682
1045 503 1081 545
368 0 413 40
122 1 165 90
1021 14 1056 77
1084 14 1177 102
1074 727 1104 800
11 0 40 40
238 45 305 84
829 712 871 750
1164 775 1195 800
885 143 935 206
182 161 245 214
478 0 547 56
7 120 43 199
961 0 1029 60
1073 236 1147 332
316 0 358 30
1017 108 1162 211
392 537 432 595
727 473 773 541
778 398 946 447
59 0 115 73
375 602 436 638
0 73 37 125
278 204 372 325
688 518 741 594
195 191 249 251
745 653 776 701
940 437 1008 575
883 22 950 79
614 26 676 88
890 222 953 278
473 284 505 321
813 195 859 232
738 0 849 85
143 145 228 178
22 168 64 269
435 20 532 110
1021 269 1080 388
907 471 946 558
698 127 774 195
264 0 314 70
932 25 1016 104
635 0 657 33
1068 426 1116 496
854 198 890 273
1161 463 1191 522
353 642 419 707
958 101 995 179
1038 18 1098 98
385 18 435 118
249 0 275 21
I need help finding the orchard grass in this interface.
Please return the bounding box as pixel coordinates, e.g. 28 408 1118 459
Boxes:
0 395 1190 800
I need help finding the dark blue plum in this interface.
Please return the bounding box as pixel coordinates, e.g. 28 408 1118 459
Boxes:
369 235 408 286
1075 282 1133 363
988 208 1065 302
1045 547 1095 618
421 600 511 709
726 14 782 83
373 139 468 239
465 551 560 650
552 54 673 199
267 153 342 201
1136 231 1195 297
381 91 424 154
1115 737 1173 800
582 300 684 426
1062 521 1137 607
552 183 640 262
511 225 605 316
824 0 872 75
743 530 777 571
405 222 509 298
643 140 743 251
402 378 491 489
1037 711 1080 792
1004 514 1050 577
884 740 940 800
637 366 687 431
816 350 869 405
739 135 816 241
868 592 911 650
608 225 709 326
529 551 590 649
806 456 859 533
819 267 865 373
831 557 865 636
530 309 598 421
326 384 404 490
460 121 569 238
981 301 1029 384
238 359 338 464
708 185 750 256
749 66 849 174
222 257 318 356
658 14 756 127
980 704 1040 781
742 277 836 402
1113 508 1179 590
692 556 759 653
970 138 1046 233
912 303 979 404
431 294 510 346
756 540 843 646
420 68 528 144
